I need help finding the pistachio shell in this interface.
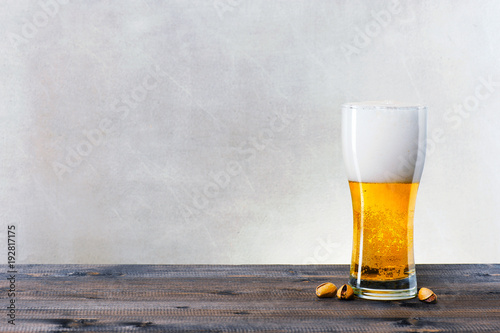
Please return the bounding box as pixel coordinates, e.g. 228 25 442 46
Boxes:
316 282 337 298
418 287 437 303
336 284 354 300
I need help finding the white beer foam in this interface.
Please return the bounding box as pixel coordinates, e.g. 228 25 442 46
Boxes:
342 101 427 183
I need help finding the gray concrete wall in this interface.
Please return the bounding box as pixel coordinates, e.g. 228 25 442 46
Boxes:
2 0 499 264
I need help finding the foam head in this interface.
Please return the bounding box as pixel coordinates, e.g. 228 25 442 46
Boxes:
341 101 427 183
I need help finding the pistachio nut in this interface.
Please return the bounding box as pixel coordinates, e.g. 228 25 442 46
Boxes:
316 282 337 298
418 287 437 303
337 284 354 300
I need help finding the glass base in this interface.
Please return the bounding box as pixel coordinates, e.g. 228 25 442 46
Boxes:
348 274 417 300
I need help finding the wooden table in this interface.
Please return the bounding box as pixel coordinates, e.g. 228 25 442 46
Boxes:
1 264 499 332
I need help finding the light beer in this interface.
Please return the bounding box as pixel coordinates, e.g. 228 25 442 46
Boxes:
349 181 418 281
342 101 427 300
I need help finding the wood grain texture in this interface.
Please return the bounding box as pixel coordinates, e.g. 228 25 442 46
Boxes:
1 264 499 332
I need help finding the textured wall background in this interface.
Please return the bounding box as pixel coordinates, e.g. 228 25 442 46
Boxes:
1 0 499 264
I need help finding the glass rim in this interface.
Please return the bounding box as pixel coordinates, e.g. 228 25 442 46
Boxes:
342 101 426 111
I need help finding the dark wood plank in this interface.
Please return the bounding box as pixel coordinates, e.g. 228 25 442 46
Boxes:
1 264 499 332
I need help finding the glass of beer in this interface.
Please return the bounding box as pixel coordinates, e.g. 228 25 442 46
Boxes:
341 101 427 300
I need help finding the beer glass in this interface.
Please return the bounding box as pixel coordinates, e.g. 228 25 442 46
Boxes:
341 102 427 300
